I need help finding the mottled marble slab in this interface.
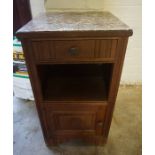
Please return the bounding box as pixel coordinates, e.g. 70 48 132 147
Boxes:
17 11 132 33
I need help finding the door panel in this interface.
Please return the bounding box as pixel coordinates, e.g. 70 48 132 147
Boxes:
44 104 107 137
52 111 95 131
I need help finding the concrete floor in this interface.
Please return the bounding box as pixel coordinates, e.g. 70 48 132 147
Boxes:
13 86 142 155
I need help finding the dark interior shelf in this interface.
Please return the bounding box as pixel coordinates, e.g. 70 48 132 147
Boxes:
44 76 107 101
37 64 113 101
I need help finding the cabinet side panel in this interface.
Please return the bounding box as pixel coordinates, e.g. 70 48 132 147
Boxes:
103 37 129 137
20 39 50 143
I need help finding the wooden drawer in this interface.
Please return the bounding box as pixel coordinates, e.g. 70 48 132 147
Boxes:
32 40 55 61
31 39 117 62
95 39 118 59
55 40 95 59
44 104 107 137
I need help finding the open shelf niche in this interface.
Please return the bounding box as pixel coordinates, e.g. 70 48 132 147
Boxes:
37 63 113 101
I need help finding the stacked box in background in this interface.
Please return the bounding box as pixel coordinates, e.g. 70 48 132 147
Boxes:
13 37 34 100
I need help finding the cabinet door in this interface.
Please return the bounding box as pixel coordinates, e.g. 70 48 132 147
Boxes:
44 104 107 137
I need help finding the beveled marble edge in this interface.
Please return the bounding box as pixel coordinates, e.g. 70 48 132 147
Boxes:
17 11 132 33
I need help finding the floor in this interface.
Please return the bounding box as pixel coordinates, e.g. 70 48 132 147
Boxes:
13 86 142 155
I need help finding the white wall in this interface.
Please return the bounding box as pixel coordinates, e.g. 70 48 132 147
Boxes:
30 0 45 18
104 0 142 85
45 0 104 11
30 0 142 84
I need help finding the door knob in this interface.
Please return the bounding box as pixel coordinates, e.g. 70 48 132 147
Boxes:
97 122 103 127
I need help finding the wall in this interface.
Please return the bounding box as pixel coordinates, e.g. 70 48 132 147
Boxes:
30 0 142 84
29 0 45 18
104 0 142 84
45 0 104 11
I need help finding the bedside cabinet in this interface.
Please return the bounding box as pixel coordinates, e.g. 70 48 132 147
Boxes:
16 12 133 145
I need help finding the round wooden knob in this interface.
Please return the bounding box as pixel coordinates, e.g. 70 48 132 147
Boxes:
69 47 79 56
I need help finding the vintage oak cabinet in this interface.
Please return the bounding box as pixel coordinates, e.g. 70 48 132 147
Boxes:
16 12 133 145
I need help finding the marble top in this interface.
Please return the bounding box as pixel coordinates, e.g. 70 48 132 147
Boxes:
17 11 132 33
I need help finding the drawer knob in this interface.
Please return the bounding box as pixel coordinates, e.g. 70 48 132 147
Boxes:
69 47 79 56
